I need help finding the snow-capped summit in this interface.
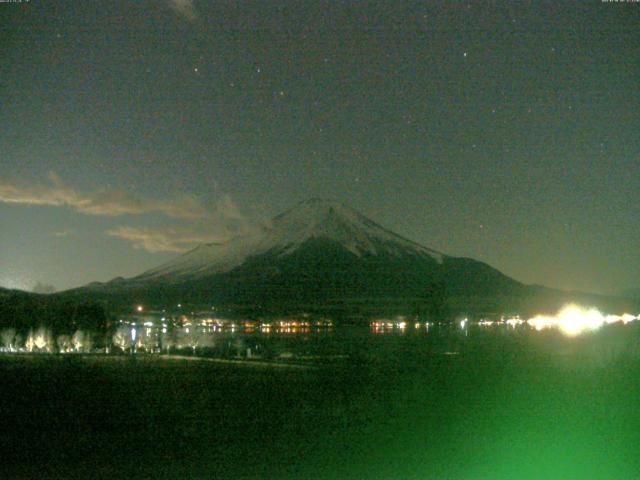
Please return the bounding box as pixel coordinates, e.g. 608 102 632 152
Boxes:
267 198 443 259
136 198 444 282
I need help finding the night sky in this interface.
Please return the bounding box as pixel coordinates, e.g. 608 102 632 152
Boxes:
1 1 638 295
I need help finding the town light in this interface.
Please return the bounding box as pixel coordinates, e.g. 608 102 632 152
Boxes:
527 304 639 337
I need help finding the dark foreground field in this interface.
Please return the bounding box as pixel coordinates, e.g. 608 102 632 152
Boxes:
2 328 640 479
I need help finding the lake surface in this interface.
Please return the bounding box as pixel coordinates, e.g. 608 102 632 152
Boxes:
2 323 640 479
156 321 640 365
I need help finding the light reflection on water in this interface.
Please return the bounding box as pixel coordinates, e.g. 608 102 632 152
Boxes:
122 316 640 363
2 304 639 360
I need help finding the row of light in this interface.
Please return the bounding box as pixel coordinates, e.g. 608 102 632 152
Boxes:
526 305 638 337
465 304 639 337
372 305 639 338
140 304 638 339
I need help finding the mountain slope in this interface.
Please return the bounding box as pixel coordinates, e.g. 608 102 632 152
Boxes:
70 199 538 317
135 198 444 282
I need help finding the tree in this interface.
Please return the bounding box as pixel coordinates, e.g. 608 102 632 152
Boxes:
178 326 213 355
26 327 53 352
232 337 246 358
112 326 133 353
1 328 16 351
136 326 158 353
13 333 23 351
25 329 35 352
72 330 93 353
160 329 177 354
57 334 72 353
34 327 53 352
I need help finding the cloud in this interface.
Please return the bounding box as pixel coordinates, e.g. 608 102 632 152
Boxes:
106 195 259 253
105 225 228 253
1 173 256 254
0 173 207 220
169 0 198 22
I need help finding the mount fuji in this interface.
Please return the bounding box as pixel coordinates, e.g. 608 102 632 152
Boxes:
74 198 533 317
138 198 446 282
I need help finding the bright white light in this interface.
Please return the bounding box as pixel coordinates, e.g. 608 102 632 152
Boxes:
505 317 523 328
460 318 467 329
527 316 555 332
527 304 638 337
606 313 638 325
131 327 137 342
34 334 48 350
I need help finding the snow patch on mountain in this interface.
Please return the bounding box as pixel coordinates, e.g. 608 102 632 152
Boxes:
135 199 444 281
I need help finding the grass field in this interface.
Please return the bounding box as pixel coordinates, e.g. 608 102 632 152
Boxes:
1 326 640 479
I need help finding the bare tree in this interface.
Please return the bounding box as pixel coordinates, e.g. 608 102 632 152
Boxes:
57 334 72 353
72 330 92 353
178 327 212 355
112 326 133 353
25 329 35 352
1 328 16 351
233 337 246 358
26 327 53 353
13 333 22 351
137 326 158 353
35 327 53 352
161 330 176 354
